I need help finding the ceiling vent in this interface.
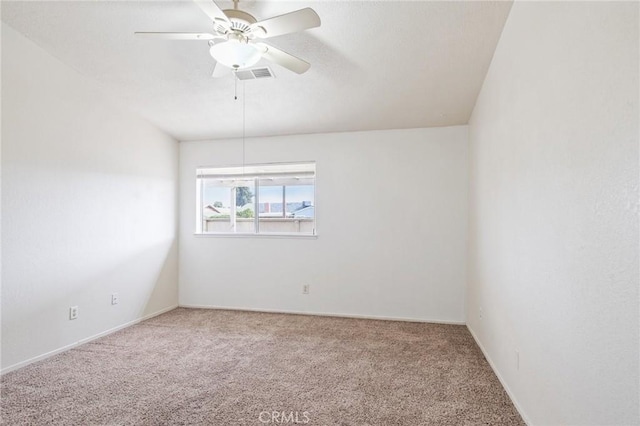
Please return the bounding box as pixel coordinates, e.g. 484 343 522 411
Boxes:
235 67 274 81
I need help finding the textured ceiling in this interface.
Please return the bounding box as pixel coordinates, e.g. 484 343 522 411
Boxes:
2 1 512 141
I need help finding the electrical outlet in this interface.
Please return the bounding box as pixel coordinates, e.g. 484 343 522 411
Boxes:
111 293 119 305
69 306 79 320
515 350 520 370
302 284 310 295
479 307 483 320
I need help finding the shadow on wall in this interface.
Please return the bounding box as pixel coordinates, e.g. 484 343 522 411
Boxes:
142 238 179 317
1 237 178 370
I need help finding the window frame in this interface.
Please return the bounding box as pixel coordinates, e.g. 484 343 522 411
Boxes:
195 162 317 238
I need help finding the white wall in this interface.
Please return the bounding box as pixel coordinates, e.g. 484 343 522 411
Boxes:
468 2 639 425
1 24 179 371
180 126 468 323
0 19 4 373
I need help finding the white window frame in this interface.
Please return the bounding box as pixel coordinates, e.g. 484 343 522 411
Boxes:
195 162 317 238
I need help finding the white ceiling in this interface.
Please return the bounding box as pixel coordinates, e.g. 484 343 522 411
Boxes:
2 0 512 141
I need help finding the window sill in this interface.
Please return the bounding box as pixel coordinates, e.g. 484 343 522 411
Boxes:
193 232 318 240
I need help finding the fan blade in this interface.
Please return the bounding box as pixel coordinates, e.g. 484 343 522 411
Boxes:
255 42 310 74
135 32 218 40
194 0 229 25
211 61 231 78
249 8 320 39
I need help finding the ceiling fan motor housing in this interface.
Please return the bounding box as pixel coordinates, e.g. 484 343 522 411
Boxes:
217 9 256 34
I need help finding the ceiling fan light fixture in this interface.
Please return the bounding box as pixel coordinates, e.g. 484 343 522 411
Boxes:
209 39 261 70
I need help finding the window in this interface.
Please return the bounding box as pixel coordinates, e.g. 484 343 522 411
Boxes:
196 162 316 236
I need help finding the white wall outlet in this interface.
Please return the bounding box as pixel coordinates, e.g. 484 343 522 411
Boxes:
515 349 520 370
479 307 483 320
69 306 79 320
111 293 119 305
302 284 310 295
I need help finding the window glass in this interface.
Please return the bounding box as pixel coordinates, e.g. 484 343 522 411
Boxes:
200 178 255 234
196 163 315 236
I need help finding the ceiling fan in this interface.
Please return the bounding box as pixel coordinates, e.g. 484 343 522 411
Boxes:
135 0 320 76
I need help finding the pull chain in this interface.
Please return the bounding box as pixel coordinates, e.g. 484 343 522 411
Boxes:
234 74 238 100
233 75 245 173
242 81 246 174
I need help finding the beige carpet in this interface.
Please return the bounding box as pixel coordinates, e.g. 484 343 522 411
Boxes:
1 308 524 425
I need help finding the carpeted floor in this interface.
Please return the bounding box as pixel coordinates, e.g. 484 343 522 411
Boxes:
1 308 524 425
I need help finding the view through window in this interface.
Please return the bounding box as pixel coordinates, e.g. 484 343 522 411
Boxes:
196 163 316 235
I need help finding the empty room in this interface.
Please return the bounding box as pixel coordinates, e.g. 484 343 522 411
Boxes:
1 0 638 425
